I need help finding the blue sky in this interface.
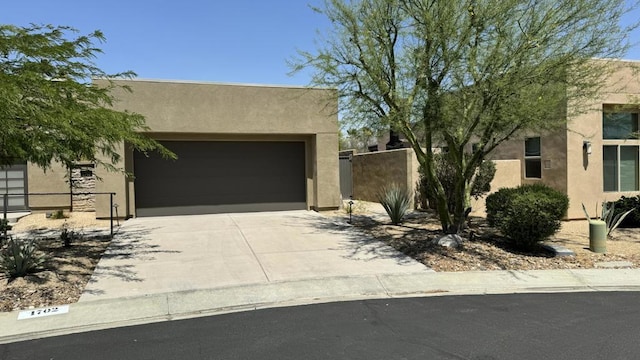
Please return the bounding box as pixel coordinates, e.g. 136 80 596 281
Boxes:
3 0 640 86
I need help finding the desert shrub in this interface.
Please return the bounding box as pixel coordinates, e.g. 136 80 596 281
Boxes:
485 187 518 228
606 195 640 228
486 184 569 250
378 183 412 225
0 218 11 244
60 222 83 247
417 153 496 212
48 210 68 220
0 237 47 278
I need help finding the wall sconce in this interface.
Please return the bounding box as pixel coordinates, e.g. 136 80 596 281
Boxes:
583 141 592 155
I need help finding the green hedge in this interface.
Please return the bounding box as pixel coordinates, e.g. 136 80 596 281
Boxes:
486 184 569 250
606 195 640 228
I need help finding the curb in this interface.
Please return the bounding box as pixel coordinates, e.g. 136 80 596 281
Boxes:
1 269 640 344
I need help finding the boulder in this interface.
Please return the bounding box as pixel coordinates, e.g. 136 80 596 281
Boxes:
433 234 464 248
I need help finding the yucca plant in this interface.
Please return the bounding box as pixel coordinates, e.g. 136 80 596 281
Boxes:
377 184 412 225
0 237 47 278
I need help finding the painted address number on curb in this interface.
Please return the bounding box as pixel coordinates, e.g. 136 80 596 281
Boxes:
18 305 70 320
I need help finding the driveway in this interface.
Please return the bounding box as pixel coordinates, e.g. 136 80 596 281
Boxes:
80 211 431 301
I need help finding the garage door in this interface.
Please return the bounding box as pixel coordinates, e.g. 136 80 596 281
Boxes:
134 141 306 216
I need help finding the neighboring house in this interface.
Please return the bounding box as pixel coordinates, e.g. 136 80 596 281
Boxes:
3 79 340 218
345 59 640 220
489 59 640 219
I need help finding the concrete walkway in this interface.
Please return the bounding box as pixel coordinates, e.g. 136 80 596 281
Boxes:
80 210 431 301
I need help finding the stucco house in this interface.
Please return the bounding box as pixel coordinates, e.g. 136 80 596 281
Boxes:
489 59 640 219
344 59 640 220
0 80 341 218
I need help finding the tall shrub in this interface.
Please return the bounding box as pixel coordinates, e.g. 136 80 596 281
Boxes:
418 153 496 214
486 184 569 250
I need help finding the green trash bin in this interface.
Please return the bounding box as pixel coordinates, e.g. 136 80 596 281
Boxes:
589 220 606 253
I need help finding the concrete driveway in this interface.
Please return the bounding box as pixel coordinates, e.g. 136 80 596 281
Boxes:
80 211 431 301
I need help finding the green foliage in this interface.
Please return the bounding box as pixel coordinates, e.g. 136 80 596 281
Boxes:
607 196 640 228
582 202 635 237
601 202 634 237
0 237 46 278
471 160 497 198
0 218 11 246
486 184 569 250
485 187 518 228
60 222 82 247
49 210 68 220
0 218 11 233
292 0 637 233
418 153 496 213
378 184 412 225
0 24 175 170
340 127 376 151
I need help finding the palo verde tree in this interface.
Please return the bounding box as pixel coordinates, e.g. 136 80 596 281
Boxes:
292 0 639 233
0 24 174 171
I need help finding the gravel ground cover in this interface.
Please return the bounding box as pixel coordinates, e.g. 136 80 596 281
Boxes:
327 201 640 272
1 206 638 312
1 212 111 312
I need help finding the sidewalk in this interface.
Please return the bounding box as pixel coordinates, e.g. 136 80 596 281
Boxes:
2 268 639 344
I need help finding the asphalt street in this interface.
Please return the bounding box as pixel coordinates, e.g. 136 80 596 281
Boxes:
2 292 639 360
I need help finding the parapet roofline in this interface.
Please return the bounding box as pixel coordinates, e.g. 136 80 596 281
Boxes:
92 77 335 90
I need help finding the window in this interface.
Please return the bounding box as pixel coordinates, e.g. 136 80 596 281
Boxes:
524 137 541 179
603 112 638 139
603 111 640 192
0 162 28 211
603 145 639 192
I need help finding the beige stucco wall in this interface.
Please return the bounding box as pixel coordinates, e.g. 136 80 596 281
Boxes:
489 129 568 193
565 60 640 219
470 160 522 217
350 148 519 216
89 79 339 217
99 79 337 135
489 60 640 219
313 133 341 210
94 143 129 219
351 149 419 208
26 162 70 210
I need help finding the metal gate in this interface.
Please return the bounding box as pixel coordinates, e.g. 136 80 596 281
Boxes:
339 154 353 199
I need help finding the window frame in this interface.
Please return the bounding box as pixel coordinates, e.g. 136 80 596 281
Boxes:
602 110 640 192
524 137 542 179
603 144 640 192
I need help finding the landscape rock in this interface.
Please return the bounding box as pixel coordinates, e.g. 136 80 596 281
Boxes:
541 243 575 257
433 234 464 248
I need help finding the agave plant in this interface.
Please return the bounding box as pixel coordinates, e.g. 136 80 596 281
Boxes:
0 237 46 278
582 202 634 237
377 184 412 225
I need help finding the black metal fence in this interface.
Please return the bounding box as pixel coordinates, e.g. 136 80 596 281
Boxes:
1 192 117 239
